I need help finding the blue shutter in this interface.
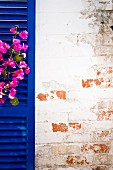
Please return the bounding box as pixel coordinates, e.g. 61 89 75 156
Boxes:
0 0 35 169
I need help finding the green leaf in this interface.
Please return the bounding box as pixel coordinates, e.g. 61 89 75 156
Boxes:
14 55 23 62
10 97 19 106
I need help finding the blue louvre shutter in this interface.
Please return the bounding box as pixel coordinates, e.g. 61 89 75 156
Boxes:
0 0 35 170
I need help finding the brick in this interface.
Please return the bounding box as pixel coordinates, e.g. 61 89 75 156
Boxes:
97 110 113 120
66 155 91 165
93 154 108 165
92 129 112 142
56 167 91 170
81 143 109 153
108 154 113 164
37 90 66 101
52 123 68 132
68 122 81 130
51 144 80 155
56 91 66 100
82 78 112 88
64 133 91 143
37 93 48 101
36 155 67 167
91 166 108 170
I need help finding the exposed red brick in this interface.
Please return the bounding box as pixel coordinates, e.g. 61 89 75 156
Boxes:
82 79 93 88
69 122 81 130
97 110 113 120
90 144 109 153
82 78 111 88
92 166 107 170
81 144 109 153
107 68 113 74
52 123 68 132
98 130 109 138
37 93 48 101
56 90 66 100
81 144 89 152
97 71 101 76
66 156 89 165
94 79 101 86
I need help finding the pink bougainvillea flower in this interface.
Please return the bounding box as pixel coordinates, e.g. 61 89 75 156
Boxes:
0 98 5 104
0 68 4 75
25 67 30 74
0 82 5 87
18 61 27 68
12 69 24 80
9 77 18 87
0 86 3 98
10 27 16 34
8 59 16 68
13 39 20 45
3 59 16 68
0 26 30 105
22 44 28 52
0 53 3 61
8 88 16 99
13 44 22 51
0 43 7 53
0 41 10 53
3 42 10 50
19 30 28 39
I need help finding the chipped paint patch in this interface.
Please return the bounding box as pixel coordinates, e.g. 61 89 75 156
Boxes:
66 155 90 165
52 123 68 132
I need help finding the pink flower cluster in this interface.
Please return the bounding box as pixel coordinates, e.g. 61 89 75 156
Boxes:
0 26 30 105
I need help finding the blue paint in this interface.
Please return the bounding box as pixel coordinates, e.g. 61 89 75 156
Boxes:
0 0 35 169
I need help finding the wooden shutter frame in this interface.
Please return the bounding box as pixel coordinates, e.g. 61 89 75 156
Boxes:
27 0 35 169
0 0 36 169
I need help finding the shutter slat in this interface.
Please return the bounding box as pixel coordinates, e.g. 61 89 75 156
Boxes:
0 0 35 169
0 143 26 149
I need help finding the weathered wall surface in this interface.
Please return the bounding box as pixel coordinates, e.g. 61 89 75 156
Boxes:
35 0 113 169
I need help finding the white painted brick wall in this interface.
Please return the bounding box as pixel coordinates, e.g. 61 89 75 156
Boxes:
35 0 113 169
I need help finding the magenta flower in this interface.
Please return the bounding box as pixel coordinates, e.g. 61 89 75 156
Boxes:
13 44 22 51
9 78 18 87
13 39 20 45
19 30 28 39
0 98 5 104
0 26 30 105
18 61 27 68
25 67 30 74
0 68 4 75
8 88 16 99
0 82 5 87
3 42 10 50
12 69 24 80
3 59 16 68
0 41 10 53
22 44 28 52
8 59 16 68
0 86 3 98
0 53 3 61
10 27 16 34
